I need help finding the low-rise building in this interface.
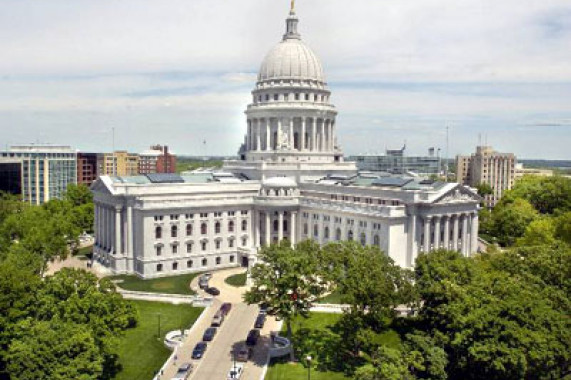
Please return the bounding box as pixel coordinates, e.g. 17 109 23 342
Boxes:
77 152 99 186
351 146 442 176
139 145 177 174
98 151 139 177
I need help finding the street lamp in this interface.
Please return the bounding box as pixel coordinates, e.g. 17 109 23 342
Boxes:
306 355 312 380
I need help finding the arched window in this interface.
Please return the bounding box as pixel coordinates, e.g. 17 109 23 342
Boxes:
201 241 207 251
215 222 221 234
155 226 162 239
360 233 366 247
348 230 354 241
186 224 192 236
242 220 247 231
229 238 235 248
215 240 221 250
324 227 329 239
336 228 341 241
186 243 193 253
216 257 221 265
201 223 207 235
202 258 207 266
187 260 193 268
171 225 177 238
242 237 247 246
303 223 308 235
313 224 318 237
172 262 178 271
228 221 234 232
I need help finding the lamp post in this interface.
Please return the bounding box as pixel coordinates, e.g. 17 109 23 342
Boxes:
306 355 312 380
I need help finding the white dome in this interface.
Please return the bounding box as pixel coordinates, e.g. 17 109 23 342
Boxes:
258 31 325 83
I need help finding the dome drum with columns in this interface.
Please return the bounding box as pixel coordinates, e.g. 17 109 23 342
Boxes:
224 3 357 180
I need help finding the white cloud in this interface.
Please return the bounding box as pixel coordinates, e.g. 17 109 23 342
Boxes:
0 0 570 159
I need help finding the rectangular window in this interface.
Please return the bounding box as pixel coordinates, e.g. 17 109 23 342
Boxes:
156 246 162 256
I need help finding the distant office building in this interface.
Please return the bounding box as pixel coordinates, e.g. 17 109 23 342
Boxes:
351 146 441 175
456 146 516 208
77 153 99 186
515 163 553 179
139 145 177 174
0 158 23 197
98 151 139 177
0 145 77 204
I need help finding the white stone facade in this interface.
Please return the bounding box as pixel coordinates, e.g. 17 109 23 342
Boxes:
91 6 481 278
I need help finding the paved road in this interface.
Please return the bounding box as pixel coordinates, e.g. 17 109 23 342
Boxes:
160 268 281 380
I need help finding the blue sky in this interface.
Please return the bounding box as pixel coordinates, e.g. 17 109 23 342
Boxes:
0 0 570 159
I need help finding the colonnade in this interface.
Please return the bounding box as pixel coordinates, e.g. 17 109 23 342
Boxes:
420 212 478 256
246 116 335 152
253 210 297 247
94 203 133 260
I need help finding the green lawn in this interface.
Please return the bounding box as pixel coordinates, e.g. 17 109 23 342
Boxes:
110 273 202 295
317 289 344 304
74 245 93 261
114 300 203 380
265 357 349 380
225 272 247 287
266 313 351 380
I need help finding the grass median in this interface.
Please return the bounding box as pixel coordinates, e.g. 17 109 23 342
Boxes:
114 300 203 380
110 272 202 295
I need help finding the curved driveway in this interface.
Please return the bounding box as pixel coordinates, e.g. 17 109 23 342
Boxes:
160 268 280 380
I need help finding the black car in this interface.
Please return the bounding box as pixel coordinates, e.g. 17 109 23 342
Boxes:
191 342 207 359
246 329 260 346
254 313 266 329
202 327 217 342
206 287 220 296
219 302 232 316
259 303 268 314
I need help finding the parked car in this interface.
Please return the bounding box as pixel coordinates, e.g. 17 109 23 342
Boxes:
191 342 207 359
259 303 268 314
171 362 193 380
198 278 209 289
211 311 224 327
246 329 260 346
206 287 220 296
234 344 253 362
219 302 232 316
254 313 266 329
227 363 244 379
202 327 217 341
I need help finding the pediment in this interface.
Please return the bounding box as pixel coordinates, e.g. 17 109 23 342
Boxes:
433 185 481 204
90 178 113 195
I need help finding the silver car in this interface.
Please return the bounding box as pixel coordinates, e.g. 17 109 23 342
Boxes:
171 363 193 380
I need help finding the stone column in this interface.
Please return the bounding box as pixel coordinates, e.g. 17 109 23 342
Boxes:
290 212 297 246
318 214 324 245
452 215 459 252
443 215 450 251
320 119 325 152
277 118 282 150
311 118 316 151
301 117 306 151
289 118 294 148
330 121 335 151
246 120 251 151
265 212 271 245
470 213 479 255
423 216 431 253
461 213 469 256
254 211 261 248
257 120 262 151
127 205 133 257
266 119 271 151
278 212 284 242
408 214 417 267
102 207 108 249
115 205 122 255
94 204 99 247
434 215 441 249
